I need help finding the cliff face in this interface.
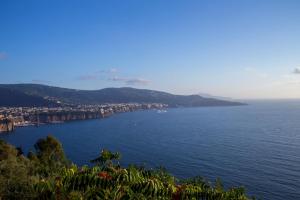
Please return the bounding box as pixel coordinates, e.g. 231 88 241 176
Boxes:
1 103 167 131
0 119 14 132
38 111 106 123
1 111 123 131
23 111 113 124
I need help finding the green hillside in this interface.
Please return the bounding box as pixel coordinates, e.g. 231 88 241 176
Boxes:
0 84 245 107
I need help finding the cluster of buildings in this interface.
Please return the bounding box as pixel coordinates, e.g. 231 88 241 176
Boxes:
0 103 167 133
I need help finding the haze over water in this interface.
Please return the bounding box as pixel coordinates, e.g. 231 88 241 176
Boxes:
1 100 300 200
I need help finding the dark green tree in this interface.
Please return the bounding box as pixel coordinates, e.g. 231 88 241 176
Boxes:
34 135 69 174
0 140 37 199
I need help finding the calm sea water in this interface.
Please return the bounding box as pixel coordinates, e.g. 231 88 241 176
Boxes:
1 100 300 199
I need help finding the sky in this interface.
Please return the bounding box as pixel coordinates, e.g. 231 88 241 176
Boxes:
1 0 300 99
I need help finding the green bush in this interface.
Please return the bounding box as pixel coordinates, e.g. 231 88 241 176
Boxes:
0 136 253 200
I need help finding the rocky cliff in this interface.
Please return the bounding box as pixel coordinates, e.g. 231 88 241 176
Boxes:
0 118 14 132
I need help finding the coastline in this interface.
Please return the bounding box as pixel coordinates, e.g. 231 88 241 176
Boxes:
0 103 167 133
0 103 248 133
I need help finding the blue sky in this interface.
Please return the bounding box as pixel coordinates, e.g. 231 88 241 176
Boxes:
1 0 300 99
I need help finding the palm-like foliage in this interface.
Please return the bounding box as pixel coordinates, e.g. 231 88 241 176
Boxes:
90 149 121 167
34 149 252 200
0 137 253 200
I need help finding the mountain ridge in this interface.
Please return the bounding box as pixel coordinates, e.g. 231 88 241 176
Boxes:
0 84 245 107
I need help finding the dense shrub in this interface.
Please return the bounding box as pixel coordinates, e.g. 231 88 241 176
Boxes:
0 136 253 200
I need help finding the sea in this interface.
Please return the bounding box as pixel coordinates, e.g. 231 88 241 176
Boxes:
1 100 300 200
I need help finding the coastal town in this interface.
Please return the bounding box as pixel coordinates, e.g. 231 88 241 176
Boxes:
0 103 168 132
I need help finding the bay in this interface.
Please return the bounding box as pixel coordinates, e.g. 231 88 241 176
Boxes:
1 100 300 199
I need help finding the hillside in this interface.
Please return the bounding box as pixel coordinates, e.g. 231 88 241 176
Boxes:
0 87 56 107
0 84 245 107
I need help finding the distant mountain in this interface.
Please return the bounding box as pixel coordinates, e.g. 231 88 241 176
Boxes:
0 84 245 107
197 93 233 101
0 87 56 107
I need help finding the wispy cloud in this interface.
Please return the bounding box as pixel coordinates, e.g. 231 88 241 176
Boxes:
77 68 118 81
292 68 300 74
110 76 127 82
95 68 118 74
77 68 149 85
31 79 51 84
110 76 150 85
126 78 150 85
0 52 8 60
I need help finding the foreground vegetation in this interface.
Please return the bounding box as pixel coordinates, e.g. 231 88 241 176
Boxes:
0 136 253 200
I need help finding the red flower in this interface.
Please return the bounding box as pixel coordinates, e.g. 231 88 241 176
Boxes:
98 171 112 180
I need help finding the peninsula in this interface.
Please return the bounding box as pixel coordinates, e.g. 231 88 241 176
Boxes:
0 84 245 132
0 84 244 107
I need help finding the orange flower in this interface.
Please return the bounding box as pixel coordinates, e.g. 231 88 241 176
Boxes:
98 171 112 180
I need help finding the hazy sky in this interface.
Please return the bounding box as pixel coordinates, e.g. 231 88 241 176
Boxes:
1 0 300 99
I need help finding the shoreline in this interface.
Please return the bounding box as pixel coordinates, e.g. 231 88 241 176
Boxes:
0 104 168 133
1 103 246 133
